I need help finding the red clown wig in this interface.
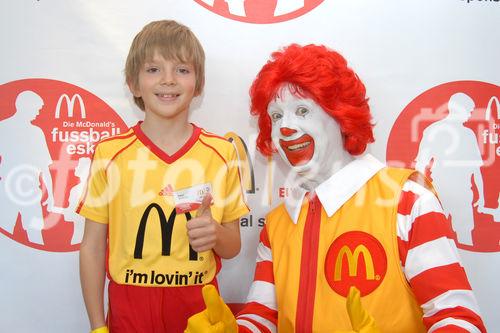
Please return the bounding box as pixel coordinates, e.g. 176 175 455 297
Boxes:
250 44 374 156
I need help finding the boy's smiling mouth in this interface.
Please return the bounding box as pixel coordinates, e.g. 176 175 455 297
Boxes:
156 93 180 101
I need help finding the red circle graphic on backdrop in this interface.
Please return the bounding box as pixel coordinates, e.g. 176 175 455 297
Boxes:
193 0 324 24
387 81 500 253
324 231 387 297
0 79 128 252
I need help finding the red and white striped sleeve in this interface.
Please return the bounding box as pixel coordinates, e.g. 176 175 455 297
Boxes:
397 180 486 333
236 227 278 333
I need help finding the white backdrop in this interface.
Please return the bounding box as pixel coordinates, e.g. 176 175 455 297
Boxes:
1 1 499 332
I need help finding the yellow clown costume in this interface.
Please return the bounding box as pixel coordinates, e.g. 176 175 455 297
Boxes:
235 154 484 332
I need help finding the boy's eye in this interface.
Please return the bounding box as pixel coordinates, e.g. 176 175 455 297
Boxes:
177 67 191 74
296 106 309 117
146 67 159 73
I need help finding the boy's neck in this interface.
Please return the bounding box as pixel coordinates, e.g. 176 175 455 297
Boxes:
140 115 194 156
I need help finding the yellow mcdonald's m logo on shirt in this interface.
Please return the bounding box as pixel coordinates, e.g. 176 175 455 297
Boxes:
334 245 375 281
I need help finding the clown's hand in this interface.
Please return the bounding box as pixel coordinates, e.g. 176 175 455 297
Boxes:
334 287 381 333
185 285 237 333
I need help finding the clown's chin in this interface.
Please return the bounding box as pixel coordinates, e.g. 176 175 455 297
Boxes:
288 157 319 178
289 157 311 167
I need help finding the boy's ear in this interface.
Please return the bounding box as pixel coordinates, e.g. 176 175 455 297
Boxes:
194 84 204 97
127 80 140 97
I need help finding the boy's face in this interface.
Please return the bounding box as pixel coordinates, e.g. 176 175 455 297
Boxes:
130 51 197 120
267 84 347 183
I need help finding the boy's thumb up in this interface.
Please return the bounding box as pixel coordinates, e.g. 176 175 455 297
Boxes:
196 193 213 218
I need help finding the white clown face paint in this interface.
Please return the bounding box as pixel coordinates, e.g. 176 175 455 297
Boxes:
267 84 353 189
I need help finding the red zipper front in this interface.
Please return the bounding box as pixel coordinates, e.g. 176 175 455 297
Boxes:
295 195 322 332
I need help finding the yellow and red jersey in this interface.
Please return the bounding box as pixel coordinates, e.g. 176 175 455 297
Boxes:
77 123 249 287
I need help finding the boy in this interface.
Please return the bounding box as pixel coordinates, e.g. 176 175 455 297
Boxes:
78 20 249 333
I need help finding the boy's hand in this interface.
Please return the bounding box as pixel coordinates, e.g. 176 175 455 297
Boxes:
185 285 237 333
187 194 219 252
334 287 381 333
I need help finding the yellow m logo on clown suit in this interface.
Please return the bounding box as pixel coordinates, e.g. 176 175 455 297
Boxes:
334 245 375 281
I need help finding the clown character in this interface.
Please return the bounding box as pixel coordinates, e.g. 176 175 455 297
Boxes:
185 44 486 332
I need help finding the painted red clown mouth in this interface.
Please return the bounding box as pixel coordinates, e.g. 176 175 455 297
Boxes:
279 134 315 166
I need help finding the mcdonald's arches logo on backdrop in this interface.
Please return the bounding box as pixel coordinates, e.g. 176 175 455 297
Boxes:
224 132 255 194
55 93 86 119
324 231 387 297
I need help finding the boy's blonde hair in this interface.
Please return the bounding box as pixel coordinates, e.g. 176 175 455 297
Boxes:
125 20 205 111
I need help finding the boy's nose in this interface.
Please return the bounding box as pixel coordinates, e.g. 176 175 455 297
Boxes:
161 72 176 86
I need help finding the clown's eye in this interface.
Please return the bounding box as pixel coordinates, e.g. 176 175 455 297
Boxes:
271 112 283 122
296 106 309 117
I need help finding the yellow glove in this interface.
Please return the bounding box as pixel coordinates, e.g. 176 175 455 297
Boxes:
334 287 381 333
90 326 108 333
185 285 237 333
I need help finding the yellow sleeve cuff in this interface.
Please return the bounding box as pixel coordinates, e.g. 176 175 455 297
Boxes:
91 326 109 333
